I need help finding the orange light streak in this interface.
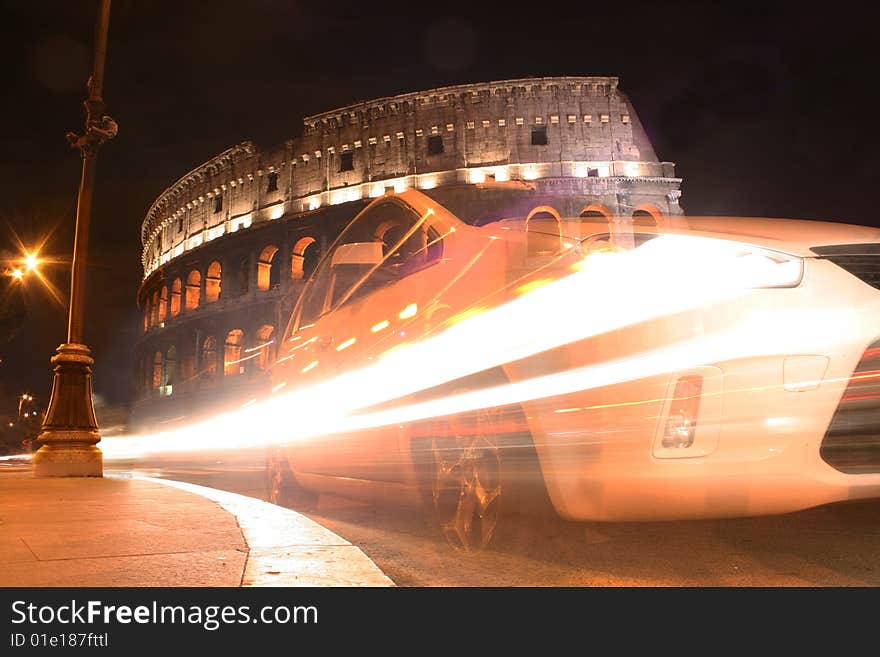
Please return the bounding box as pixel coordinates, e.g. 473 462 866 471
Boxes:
97 234 850 464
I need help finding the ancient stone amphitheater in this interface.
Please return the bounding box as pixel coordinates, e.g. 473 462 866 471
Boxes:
134 76 682 428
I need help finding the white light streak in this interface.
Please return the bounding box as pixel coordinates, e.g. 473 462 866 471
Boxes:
101 232 846 466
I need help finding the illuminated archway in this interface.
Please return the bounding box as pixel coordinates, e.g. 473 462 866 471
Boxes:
224 329 245 376
525 205 562 257
158 286 168 323
578 204 613 239
185 270 201 310
374 220 402 243
291 237 319 281
206 261 222 303
578 204 612 219
170 278 182 316
254 325 275 371
632 205 664 229
257 246 280 291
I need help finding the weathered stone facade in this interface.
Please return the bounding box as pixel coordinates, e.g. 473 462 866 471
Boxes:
133 77 682 429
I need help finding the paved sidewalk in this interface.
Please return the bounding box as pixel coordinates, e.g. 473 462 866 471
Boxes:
0 462 393 587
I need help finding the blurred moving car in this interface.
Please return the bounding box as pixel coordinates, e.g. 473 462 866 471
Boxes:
268 189 880 552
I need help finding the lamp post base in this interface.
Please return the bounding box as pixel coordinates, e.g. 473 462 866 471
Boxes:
33 438 102 478
33 343 103 478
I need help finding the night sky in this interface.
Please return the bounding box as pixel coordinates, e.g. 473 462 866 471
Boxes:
0 0 877 418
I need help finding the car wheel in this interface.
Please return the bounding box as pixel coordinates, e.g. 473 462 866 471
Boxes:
429 406 504 554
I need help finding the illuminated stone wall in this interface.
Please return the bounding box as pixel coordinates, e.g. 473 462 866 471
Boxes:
140 76 680 279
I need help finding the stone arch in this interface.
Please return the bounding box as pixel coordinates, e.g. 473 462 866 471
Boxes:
185 270 201 310
206 261 222 303
224 329 245 376
201 336 218 379
578 204 614 238
254 324 275 371
632 204 665 229
525 205 562 257
374 220 413 258
170 278 182 316
374 220 401 243
257 245 281 291
157 285 168 323
291 237 320 281
578 204 613 219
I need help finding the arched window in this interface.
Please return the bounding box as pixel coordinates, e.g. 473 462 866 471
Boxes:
224 329 245 376
579 205 612 219
185 270 201 310
170 278 182 316
632 206 664 229
201 336 218 379
291 237 320 281
578 205 613 239
525 206 562 257
143 301 150 333
164 345 177 393
257 246 281 291
158 286 168 323
152 351 163 390
254 325 275 371
206 261 221 303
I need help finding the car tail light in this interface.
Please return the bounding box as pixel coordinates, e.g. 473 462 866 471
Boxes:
661 376 702 449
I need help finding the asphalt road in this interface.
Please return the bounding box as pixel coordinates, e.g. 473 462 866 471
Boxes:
105 449 880 587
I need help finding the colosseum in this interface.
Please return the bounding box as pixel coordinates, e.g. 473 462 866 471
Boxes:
133 76 683 429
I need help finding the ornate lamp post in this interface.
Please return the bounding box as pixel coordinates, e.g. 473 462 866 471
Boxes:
33 0 115 477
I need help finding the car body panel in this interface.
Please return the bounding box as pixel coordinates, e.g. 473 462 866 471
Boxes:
270 190 880 523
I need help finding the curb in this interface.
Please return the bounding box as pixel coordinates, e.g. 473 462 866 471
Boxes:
113 474 394 587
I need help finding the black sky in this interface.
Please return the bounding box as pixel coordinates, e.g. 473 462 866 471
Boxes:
0 0 878 414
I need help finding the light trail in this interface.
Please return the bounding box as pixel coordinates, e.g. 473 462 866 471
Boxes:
244 340 274 354
99 233 847 461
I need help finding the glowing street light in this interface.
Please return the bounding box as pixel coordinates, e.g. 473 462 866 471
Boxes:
24 253 40 272
18 393 33 424
10 268 23 281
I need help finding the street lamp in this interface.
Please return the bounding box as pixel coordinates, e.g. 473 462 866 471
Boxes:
5 251 41 282
33 0 115 478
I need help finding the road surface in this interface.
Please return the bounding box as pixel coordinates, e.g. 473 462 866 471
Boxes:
104 449 880 586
